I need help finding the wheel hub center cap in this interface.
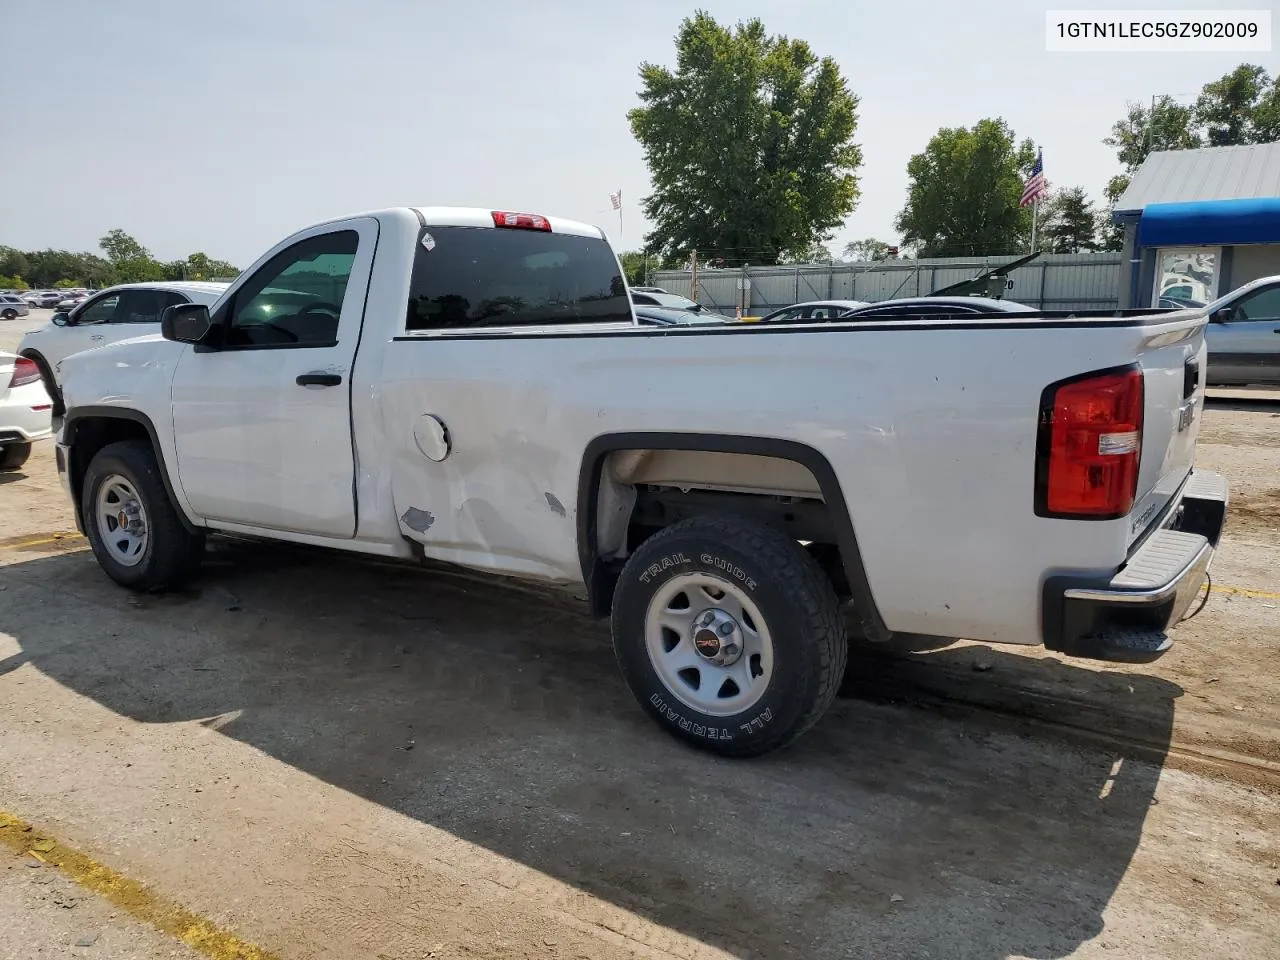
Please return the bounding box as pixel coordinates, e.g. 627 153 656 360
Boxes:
690 608 743 666
116 500 144 535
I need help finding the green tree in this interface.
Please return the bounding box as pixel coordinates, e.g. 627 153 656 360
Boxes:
0 247 31 282
1194 64 1272 145
617 251 662 286
1038 187 1098 253
841 238 890 261
115 257 165 283
779 243 832 264
97 228 163 283
1254 78 1280 143
98 228 151 264
895 119 1036 258
0 275 27 290
628 11 862 267
205 259 239 279
1096 175 1130 252
1103 96 1199 174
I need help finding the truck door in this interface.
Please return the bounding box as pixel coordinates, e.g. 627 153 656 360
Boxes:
168 218 378 537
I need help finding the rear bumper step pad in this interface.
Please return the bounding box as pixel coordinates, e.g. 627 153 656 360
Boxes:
1042 469 1228 663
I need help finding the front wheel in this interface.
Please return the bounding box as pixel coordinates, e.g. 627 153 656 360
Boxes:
611 516 847 757
1 309 16 320
81 439 204 591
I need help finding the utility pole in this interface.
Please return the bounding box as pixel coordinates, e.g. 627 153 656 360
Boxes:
1147 93 1156 154
690 250 698 302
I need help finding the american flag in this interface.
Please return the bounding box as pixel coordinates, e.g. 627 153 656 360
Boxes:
1021 151 1048 207
610 190 622 211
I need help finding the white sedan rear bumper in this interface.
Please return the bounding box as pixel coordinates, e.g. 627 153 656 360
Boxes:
0 379 55 444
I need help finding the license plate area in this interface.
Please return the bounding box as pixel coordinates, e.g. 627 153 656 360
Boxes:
1177 399 1196 432
1178 357 1199 433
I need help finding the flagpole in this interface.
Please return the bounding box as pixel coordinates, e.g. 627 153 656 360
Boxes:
617 192 624 249
1030 198 1038 253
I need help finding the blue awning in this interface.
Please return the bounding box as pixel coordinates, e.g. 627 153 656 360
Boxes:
1137 197 1280 247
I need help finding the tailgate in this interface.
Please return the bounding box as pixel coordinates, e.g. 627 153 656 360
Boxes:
1127 315 1208 548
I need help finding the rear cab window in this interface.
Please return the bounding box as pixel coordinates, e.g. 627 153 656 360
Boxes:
405 224 631 332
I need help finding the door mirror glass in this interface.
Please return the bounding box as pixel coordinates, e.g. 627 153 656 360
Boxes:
51 311 70 327
161 303 215 345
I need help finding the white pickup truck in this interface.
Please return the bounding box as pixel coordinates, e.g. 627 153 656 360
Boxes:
54 206 1228 756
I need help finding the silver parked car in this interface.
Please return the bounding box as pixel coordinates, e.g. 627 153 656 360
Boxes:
0 295 31 320
28 291 65 308
1203 276 1280 386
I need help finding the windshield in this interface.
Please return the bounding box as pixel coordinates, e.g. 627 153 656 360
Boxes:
406 226 631 331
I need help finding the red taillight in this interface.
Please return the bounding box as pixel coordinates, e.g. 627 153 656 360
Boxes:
1035 366 1144 519
491 211 552 231
8 356 41 388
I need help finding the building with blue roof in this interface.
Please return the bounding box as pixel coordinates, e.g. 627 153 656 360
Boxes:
1112 143 1280 309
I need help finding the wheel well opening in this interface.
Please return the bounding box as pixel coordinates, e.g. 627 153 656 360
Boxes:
591 449 850 610
67 418 152 522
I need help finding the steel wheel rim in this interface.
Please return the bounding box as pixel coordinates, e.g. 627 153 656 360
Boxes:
95 474 149 568
644 572 774 717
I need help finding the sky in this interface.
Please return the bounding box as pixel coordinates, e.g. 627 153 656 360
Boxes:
2 0 1277 267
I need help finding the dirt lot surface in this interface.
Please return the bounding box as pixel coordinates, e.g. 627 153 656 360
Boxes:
0 373 1278 958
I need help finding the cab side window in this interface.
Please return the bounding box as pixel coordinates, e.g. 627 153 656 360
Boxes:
223 231 358 348
1234 285 1280 322
113 290 188 323
76 294 121 325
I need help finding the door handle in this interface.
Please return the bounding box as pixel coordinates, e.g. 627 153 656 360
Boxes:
296 372 342 387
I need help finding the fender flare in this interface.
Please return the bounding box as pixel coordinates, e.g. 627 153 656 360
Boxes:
575 432 889 641
62 406 200 534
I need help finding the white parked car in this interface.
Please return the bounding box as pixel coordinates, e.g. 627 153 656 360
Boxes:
18 281 229 414
53 206 1226 757
0 351 53 471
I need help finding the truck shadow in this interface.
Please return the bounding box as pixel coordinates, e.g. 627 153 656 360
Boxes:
0 541 1184 960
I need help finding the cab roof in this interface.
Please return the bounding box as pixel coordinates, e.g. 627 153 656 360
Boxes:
411 207 606 239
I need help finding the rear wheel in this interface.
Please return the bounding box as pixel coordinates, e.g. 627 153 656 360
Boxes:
0 442 32 471
611 516 846 757
1 308 16 320
81 440 204 591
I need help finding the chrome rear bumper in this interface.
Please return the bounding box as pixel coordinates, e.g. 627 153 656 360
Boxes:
1042 470 1228 663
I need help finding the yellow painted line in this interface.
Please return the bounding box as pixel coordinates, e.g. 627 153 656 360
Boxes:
0 810 279 960
1216 584 1280 601
0 531 85 550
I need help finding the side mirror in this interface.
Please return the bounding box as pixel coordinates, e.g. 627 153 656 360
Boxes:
50 312 70 327
1210 306 1233 324
161 303 215 345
